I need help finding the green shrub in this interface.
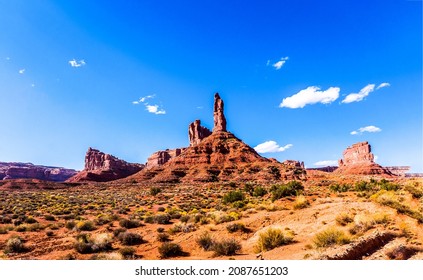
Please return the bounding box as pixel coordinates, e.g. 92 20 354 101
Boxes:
196 232 214 251
329 183 351 193
150 187 161 196
158 242 184 259
253 186 267 197
76 220 96 231
313 227 350 248
354 181 373 192
222 191 245 204
212 238 241 256
254 228 293 253
271 181 304 201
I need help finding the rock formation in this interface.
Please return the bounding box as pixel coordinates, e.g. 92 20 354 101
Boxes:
67 148 144 182
147 148 186 168
0 162 77 182
213 93 227 132
126 93 305 183
189 120 212 146
335 142 392 176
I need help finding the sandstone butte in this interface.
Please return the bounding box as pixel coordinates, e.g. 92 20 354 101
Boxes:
67 148 144 182
335 141 393 176
0 162 77 182
126 93 306 183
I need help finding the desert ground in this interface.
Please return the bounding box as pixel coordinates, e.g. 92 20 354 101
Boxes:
0 172 422 260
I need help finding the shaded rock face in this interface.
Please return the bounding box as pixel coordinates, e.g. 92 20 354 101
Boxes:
67 148 144 182
146 148 186 168
338 142 374 166
213 93 227 132
188 120 212 146
336 142 392 176
0 162 77 182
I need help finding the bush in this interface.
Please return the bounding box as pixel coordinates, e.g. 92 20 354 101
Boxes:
271 181 304 201
293 195 310 209
90 253 123 260
329 183 351 193
150 187 161 196
222 191 245 204
253 186 267 197
158 242 184 259
212 238 241 256
336 213 354 226
4 236 26 254
196 232 214 251
119 218 140 229
354 181 373 192
226 223 249 233
254 228 293 253
119 247 136 259
76 220 96 231
118 231 144 245
313 227 350 248
157 233 170 242
154 214 171 225
74 233 113 254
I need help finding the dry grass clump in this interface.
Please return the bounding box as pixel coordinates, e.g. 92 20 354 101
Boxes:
76 220 96 231
74 233 113 254
254 228 294 253
293 195 310 209
226 222 249 233
211 238 242 256
4 236 27 254
313 227 350 248
196 232 214 251
335 212 354 226
90 252 123 260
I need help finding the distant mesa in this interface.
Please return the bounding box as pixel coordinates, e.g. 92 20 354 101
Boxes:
0 162 77 182
334 141 393 176
128 92 305 183
67 148 144 182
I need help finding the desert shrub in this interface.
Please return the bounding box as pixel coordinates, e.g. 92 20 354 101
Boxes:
313 227 350 248
196 232 214 251
212 238 241 256
24 216 38 224
95 214 115 225
46 230 54 237
254 228 293 253
65 220 76 230
336 213 354 226
158 242 184 259
119 218 140 229
179 215 190 223
293 195 310 209
222 191 245 204
154 214 171 225
329 183 351 193
4 236 26 254
44 214 56 221
90 252 123 260
228 182 238 188
118 231 144 245
74 233 113 254
404 183 423 199
0 226 8 234
253 186 267 197
157 233 170 242
271 181 304 201
157 206 165 212
119 246 136 259
232 201 245 209
144 216 155 224
76 220 96 231
244 183 255 195
226 223 249 233
354 181 373 192
150 187 161 196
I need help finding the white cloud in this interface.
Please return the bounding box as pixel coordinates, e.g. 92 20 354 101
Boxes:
69 59 86 67
266 60 270 66
342 84 375 104
31 84 35 87
350 125 382 135
146 105 166 115
6 57 10 60
272 57 289 70
314 160 338 166
374 155 378 162
19 69 25 74
377 82 390 90
254 141 293 153
279 86 340 109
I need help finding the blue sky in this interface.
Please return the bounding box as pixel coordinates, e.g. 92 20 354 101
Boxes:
0 0 422 172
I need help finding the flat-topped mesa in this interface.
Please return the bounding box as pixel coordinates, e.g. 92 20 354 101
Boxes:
213 93 227 132
189 120 212 146
146 148 186 168
338 141 374 166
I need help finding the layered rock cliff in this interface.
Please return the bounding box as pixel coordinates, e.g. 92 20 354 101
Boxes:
0 162 77 182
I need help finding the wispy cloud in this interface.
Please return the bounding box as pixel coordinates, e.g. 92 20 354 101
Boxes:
5 57 10 60
132 95 166 115
69 59 86 67
272 57 289 70
254 141 293 153
19 69 25 74
279 86 340 109
342 82 389 104
314 160 338 166
350 125 382 135
376 82 390 90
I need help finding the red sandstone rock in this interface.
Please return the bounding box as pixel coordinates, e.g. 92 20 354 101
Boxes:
188 120 212 146
146 148 186 168
213 93 227 132
67 148 144 182
0 162 77 182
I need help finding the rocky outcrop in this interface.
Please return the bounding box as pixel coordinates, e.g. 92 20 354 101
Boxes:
189 120 212 146
338 142 374 166
147 148 186 168
335 142 392 176
0 162 77 182
126 93 305 183
213 93 227 132
67 148 144 182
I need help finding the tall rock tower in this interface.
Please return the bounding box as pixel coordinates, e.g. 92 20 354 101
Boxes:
213 93 227 132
